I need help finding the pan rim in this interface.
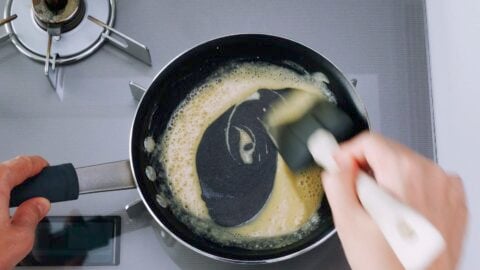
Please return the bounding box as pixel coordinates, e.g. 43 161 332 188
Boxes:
128 33 370 264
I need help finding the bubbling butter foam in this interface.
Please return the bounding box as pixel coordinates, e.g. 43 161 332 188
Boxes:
159 61 334 249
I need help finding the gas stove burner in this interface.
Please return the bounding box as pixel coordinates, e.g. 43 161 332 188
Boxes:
4 0 115 64
1 0 151 97
33 0 86 33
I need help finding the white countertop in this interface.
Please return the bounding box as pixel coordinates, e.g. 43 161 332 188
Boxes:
426 0 480 268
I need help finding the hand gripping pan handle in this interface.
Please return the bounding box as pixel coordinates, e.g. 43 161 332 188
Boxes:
9 161 136 208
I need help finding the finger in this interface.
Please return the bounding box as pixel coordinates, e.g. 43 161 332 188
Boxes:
1 155 48 190
11 197 50 232
338 132 398 171
448 174 468 212
0 166 11 222
322 153 364 230
337 132 415 191
0 156 48 221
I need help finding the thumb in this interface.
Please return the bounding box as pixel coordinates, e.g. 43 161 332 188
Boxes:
11 197 50 231
322 153 363 227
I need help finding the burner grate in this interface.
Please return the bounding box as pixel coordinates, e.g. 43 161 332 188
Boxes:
0 0 151 95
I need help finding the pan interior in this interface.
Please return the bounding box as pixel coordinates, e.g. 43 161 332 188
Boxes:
130 34 368 262
157 61 334 249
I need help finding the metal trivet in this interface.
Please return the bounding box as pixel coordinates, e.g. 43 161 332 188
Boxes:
0 0 151 98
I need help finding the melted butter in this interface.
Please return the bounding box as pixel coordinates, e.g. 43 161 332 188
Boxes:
232 157 323 237
235 126 255 164
159 62 333 247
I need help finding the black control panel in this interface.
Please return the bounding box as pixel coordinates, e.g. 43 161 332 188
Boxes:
19 216 121 266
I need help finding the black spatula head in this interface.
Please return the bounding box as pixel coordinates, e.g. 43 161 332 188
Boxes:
265 97 357 172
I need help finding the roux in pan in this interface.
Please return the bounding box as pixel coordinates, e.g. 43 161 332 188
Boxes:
159 62 335 249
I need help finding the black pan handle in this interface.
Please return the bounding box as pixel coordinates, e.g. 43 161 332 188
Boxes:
9 161 137 208
10 163 79 208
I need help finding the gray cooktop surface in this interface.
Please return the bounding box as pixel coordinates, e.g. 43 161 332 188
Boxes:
1 0 432 269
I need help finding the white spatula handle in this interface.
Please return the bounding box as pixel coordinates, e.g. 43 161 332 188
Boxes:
307 129 445 270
